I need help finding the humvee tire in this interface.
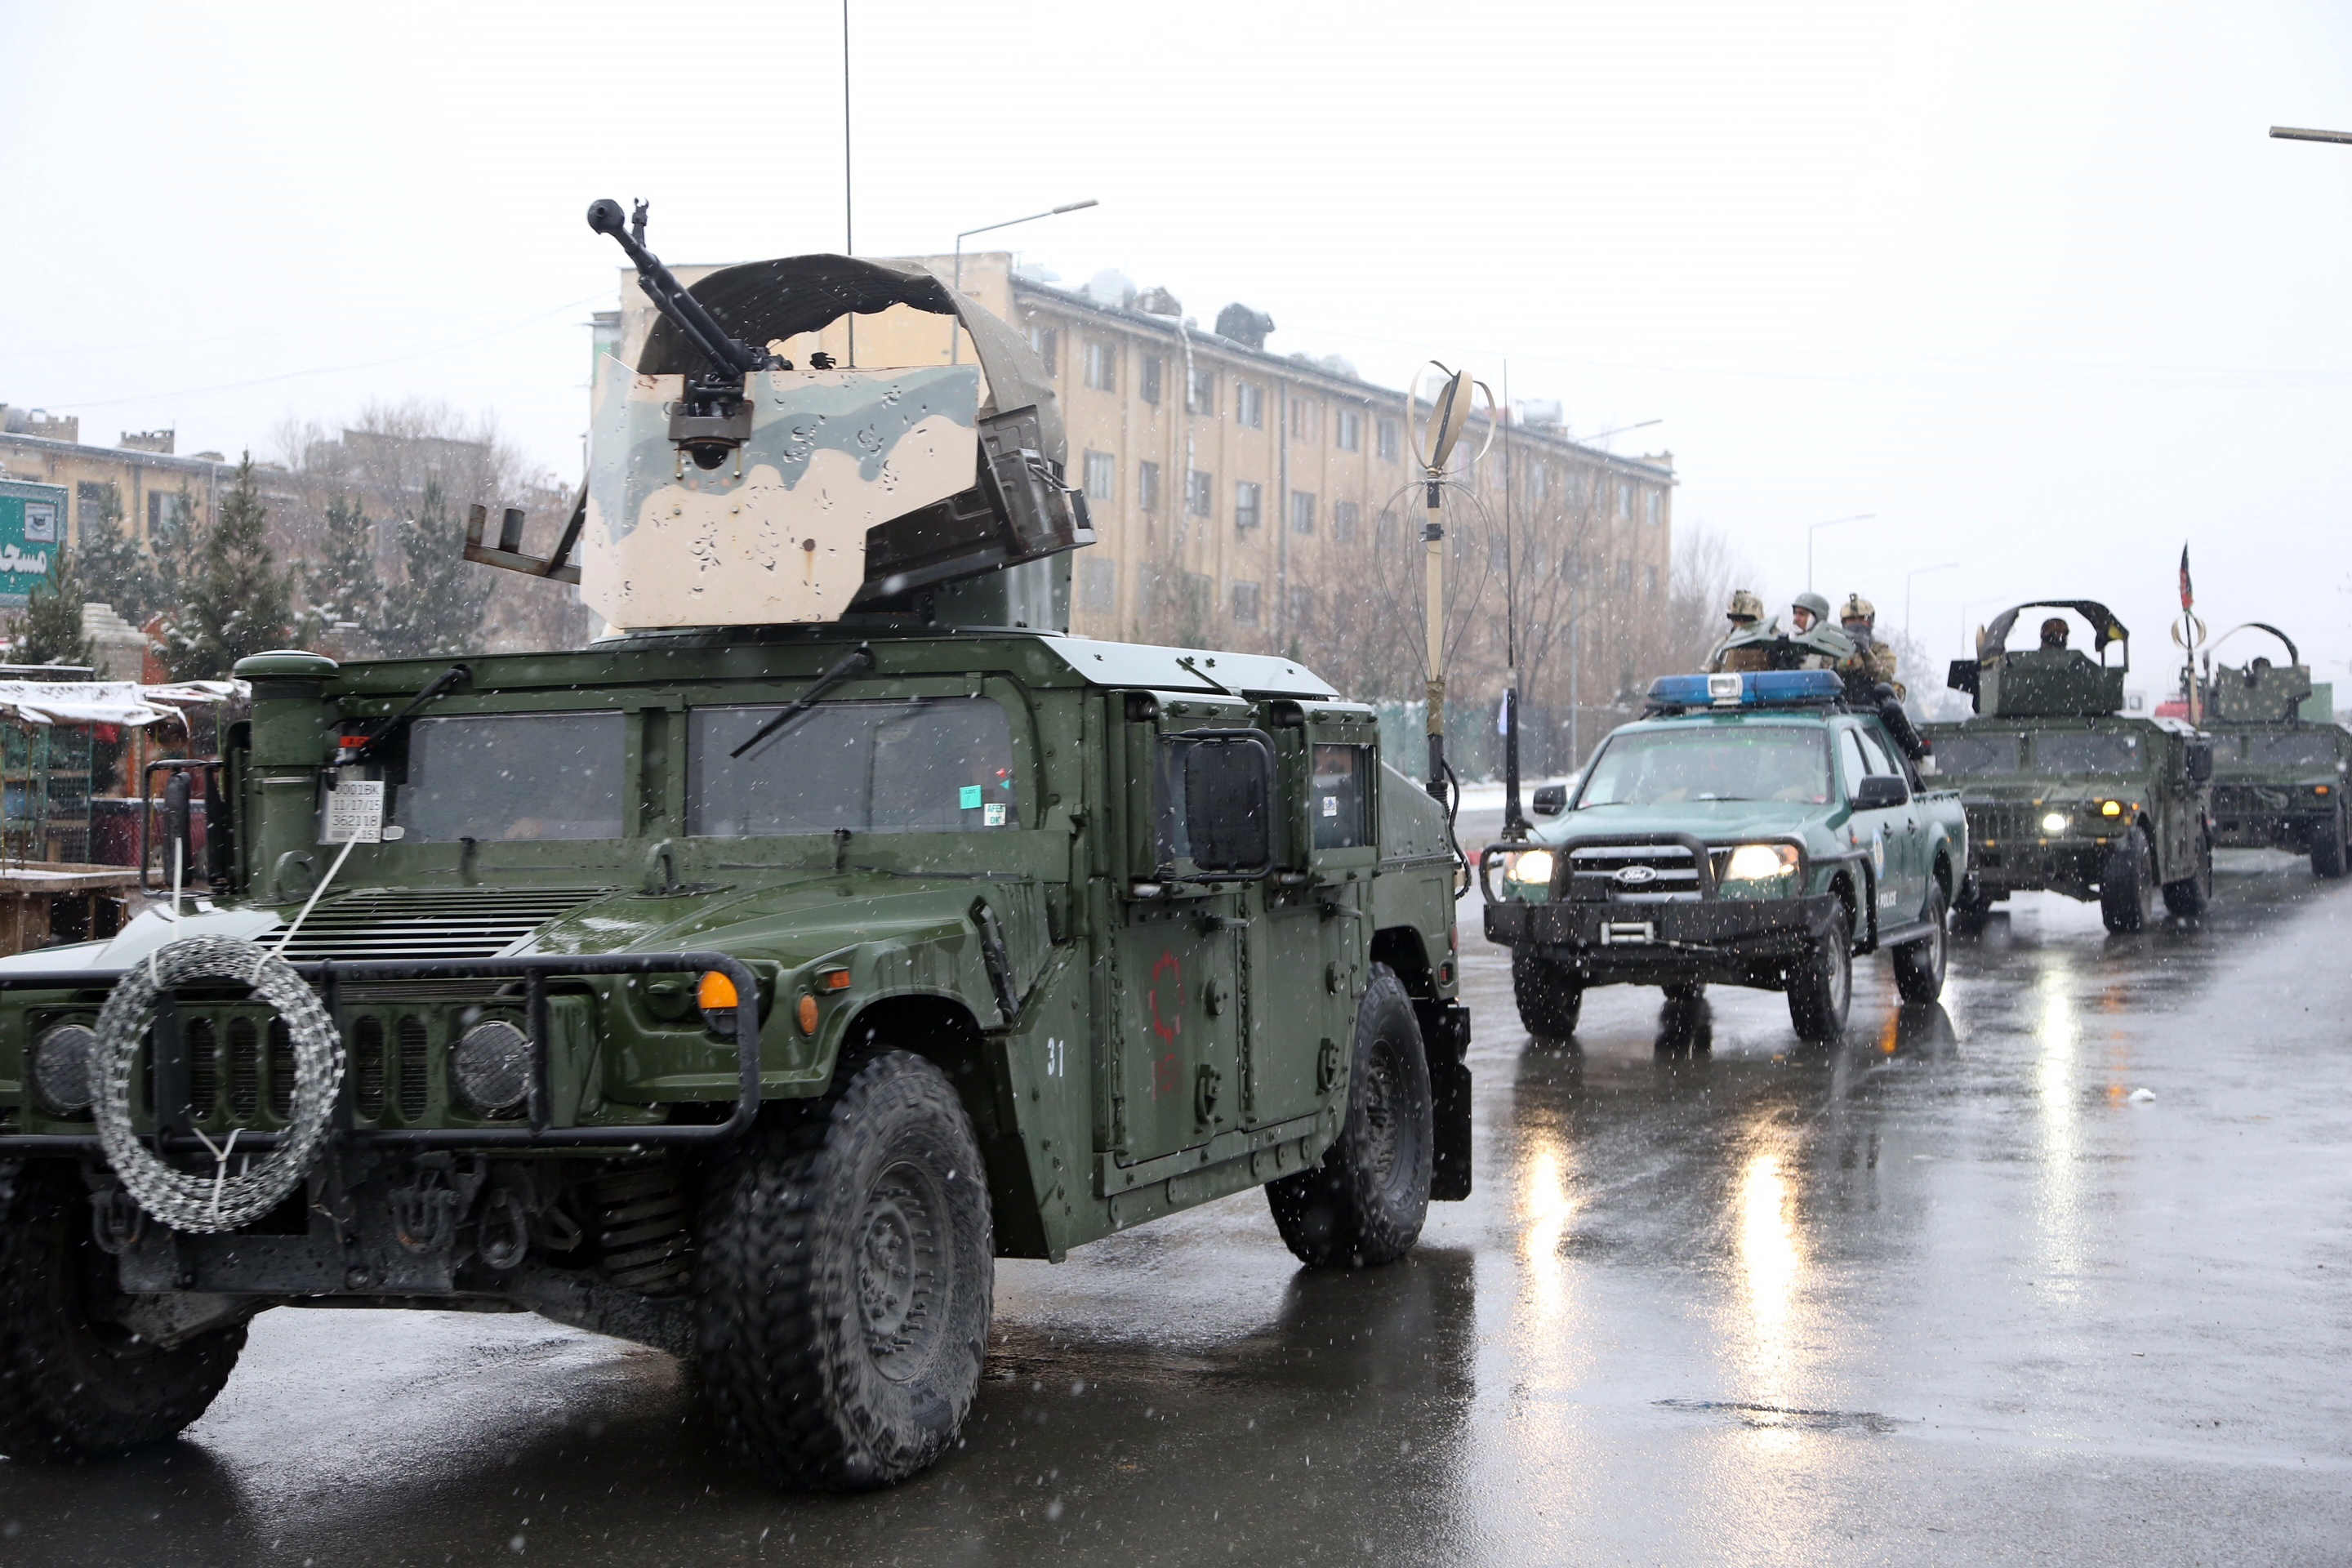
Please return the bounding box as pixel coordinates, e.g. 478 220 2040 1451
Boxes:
0 1162 246 1461
2163 831 2213 919
696 1049 992 1490
1786 905 1853 1040
1267 965 1432 1269
2100 828 2157 933
1511 948 1584 1039
1892 887 1949 1004
2313 808 2348 880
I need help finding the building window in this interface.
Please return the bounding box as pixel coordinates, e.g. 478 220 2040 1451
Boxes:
1187 366 1217 416
148 490 194 540
1289 490 1315 535
1187 469 1215 518
1234 480 1263 530
1083 450 1116 503
1236 381 1264 429
1645 564 1660 597
1232 580 1262 626
1333 499 1359 541
1335 408 1362 452
1083 341 1117 392
1529 462 1549 505
1616 559 1633 594
1377 514 1396 555
1141 355 1164 406
1646 488 1663 526
1080 555 1118 615
1027 323 1059 377
1288 398 1317 441
1618 479 1633 519
1288 586 1315 631
1138 460 1161 514
1377 417 1401 461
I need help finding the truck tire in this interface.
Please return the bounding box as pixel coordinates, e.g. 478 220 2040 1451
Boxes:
2163 829 2213 918
1267 965 1432 1269
2313 808 2348 879
1952 875 1993 935
2100 827 2157 933
1511 948 1584 1039
1892 886 1949 1004
696 1049 992 1491
1785 904 1853 1040
0 1162 246 1462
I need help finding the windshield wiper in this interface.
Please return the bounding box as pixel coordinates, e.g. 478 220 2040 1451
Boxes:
729 643 876 760
336 663 470 767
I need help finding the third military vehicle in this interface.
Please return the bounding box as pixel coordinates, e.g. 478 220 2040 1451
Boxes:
0 206 1467 1492
2197 624 2350 877
1924 600 2214 933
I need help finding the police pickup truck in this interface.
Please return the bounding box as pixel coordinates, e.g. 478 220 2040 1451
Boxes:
1481 670 1967 1040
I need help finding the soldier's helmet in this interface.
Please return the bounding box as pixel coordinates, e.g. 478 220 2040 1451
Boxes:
1726 588 1764 624
2038 617 2071 648
1840 594 1876 626
1792 590 1833 626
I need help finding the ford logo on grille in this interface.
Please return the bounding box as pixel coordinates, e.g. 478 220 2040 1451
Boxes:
1612 865 1659 886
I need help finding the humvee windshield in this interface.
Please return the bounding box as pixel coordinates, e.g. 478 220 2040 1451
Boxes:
2034 732 2144 773
394 711 626 842
688 697 1018 837
1931 733 2025 776
2244 733 2340 768
1575 726 1829 807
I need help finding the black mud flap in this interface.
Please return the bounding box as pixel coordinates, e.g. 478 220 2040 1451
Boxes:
1414 1000 1473 1201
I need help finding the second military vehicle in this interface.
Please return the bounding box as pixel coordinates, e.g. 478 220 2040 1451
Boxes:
0 210 1468 1493
1925 600 2214 933
1482 668 1967 1042
2196 625 2350 877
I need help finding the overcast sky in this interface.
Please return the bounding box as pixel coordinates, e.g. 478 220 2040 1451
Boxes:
3 0 2349 686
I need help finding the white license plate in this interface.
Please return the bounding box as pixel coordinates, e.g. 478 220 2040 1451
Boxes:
1601 921 1655 946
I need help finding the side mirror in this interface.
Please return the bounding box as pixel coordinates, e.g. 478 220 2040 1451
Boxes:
2186 742 2214 783
1851 774 1909 810
1530 783 1567 817
1178 734 1275 875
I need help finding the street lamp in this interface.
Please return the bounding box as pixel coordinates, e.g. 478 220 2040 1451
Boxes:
1806 514 1874 595
1903 561 1959 640
949 199 1099 362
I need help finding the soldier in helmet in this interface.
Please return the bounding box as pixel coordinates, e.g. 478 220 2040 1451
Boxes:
1838 593 1901 690
2011 615 2094 670
1705 588 1775 672
1785 590 1855 670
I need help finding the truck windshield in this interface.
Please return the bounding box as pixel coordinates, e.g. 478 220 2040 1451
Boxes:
1574 727 1829 807
2245 733 2340 768
394 712 626 842
2034 731 2143 773
1932 733 2026 776
688 697 1018 837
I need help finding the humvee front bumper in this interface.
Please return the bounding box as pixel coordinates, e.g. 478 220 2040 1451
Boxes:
2212 785 2332 850
1967 839 2114 900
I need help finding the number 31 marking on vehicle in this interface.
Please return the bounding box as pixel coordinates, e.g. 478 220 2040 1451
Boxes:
1045 1038 1067 1078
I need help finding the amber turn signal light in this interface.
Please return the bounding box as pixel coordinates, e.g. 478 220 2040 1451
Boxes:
797 993 821 1035
817 967 852 991
697 970 739 1010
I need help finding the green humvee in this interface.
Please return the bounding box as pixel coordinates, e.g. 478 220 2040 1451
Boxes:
0 223 1468 1492
1922 599 2215 933
1481 667 1967 1043
2197 625 2350 877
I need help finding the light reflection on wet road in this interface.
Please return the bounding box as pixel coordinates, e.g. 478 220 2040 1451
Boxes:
5 851 2350 1565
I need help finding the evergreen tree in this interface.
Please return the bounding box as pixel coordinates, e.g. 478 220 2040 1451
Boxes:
149 483 205 625
4 548 97 670
158 454 296 679
373 481 491 658
299 492 387 653
74 484 158 626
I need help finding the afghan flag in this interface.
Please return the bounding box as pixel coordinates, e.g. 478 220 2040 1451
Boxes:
2179 545 2194 611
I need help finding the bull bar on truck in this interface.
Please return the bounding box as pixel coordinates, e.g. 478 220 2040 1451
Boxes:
0 951 764 1156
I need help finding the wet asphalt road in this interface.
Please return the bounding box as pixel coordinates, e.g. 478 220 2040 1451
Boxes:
6 845 2351 1565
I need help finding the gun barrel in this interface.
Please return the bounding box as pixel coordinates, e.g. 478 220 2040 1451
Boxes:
2271 125 2352 145
586 199 764 377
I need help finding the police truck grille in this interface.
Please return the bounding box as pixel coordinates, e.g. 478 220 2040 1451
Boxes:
1566 844 1704 902
272 887 612 962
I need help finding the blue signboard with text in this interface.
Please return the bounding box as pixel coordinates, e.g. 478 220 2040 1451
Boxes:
0 479 65 609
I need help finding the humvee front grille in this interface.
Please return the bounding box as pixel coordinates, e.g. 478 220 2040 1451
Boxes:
273 888 612 963
1566 843 1704 903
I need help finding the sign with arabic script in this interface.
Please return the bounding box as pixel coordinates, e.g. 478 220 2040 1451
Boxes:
0 481 65 610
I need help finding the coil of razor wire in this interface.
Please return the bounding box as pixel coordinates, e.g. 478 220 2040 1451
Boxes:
93 934 345 1234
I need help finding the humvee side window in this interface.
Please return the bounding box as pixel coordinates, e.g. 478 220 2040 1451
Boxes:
688 698 1018 837
2246 733 2340 768
2034 732 2142 773
1310 743 1371 850
1155 733 1276 873
390 711 626 842
1932 733 2023 775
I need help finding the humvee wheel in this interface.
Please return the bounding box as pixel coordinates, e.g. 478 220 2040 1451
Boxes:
2312 808 2348 879
1511 948 1584 1039
1952 876 1993 935
1892 886 1949 1004
2163 830 2214 919
2101 827 2158 933
1267 965 1432 1268
1786 904 1853 1040
696 1049 991 1491
0 1162 246 1462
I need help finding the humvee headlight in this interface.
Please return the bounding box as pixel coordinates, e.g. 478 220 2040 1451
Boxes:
2100 800 2123 817
452 1020 531 1116
30 1022 97 1115
2041 811 2070 835
1722 844 1800 881
1506 849 1555 886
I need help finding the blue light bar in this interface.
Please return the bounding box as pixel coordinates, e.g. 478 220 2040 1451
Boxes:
1647 670 1845 709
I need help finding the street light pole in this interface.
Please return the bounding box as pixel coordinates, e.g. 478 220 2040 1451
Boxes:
1806 513 1875 595
1904 561 1960 640
949 200 1099 362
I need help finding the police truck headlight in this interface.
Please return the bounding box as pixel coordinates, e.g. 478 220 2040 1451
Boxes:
1506 849 1555 887
452 1020 532 1116
2041 811 2070 835
30 1022 97 1115
1722 844 1799 881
